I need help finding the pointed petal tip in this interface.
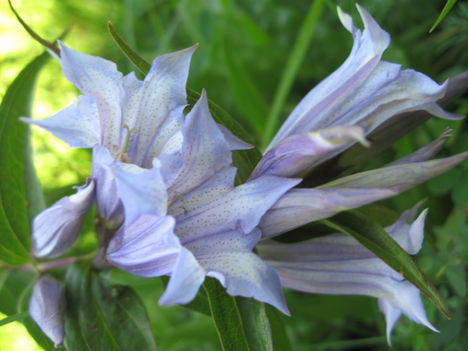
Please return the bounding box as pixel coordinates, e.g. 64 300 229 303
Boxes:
337 6 353 33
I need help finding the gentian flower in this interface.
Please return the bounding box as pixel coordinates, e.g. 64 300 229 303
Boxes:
24 43 299 312
255 5 468 235
105 92 299 311
250 4 468 338
257 203 436 344
29 276 66 347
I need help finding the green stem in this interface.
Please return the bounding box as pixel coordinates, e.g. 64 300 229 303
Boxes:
0 311 29 327
261 0 325 150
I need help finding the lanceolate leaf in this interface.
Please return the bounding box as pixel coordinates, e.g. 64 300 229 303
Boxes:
64 261 157 351
235 297 274 351
321 211 450 318
429 0 458 33
203 278 250 351
0 52 49 265
265 306 292 351
107 22 262 182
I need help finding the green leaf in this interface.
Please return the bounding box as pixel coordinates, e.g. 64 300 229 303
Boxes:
108 22 151 74
236 297 273 351
445 265 465 297
429 0 458 33
321 211 450 318
0 270 36 316
64 261 157 351
203 278 250 351
222 44 269 136
265 305 292 351
0 52 49 265
261 0 326 149
107 22 261 182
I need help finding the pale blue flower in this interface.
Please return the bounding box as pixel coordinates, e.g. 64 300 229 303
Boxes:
254 5 462 181
258 204 437 344
29 276 65 347
24 43 298 312
106 93 299 312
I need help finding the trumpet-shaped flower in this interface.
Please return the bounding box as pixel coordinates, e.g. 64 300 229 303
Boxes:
106 93 299 312
256 5 468 238
254 5 462 180
23 42 298 312
257 204 437 344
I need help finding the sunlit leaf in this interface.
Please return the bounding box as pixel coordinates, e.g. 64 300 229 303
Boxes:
64 261 157 351
0 53 49 265
321 211 450 318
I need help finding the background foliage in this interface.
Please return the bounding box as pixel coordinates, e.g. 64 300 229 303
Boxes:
0 0 467 350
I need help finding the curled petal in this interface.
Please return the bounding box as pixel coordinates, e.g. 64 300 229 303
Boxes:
159 247 205 306
260 187 395 238
92 146 124 225
111 158 168 224
29 276 65 347
388 129 452 166
267 5 455 157
32 179 95 258
253 126 367 178
106 215 179 277
386 204 428 254
321 152 468 193
21 96 100 148
217 124 253 150
268 5 390 150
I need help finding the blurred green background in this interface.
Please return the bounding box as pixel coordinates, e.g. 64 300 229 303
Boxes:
1 0 467 350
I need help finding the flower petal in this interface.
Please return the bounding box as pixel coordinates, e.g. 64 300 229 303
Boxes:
92 146 124 225
21 96 100 148
32 179 95 258
253 126 367 178
106 215 179 277
258 206 437 342
59 42 124 148
175 176 300 243
29 276 65 347
184 228 288 313
167 91 232 197
321 152 468 193
111 158 168 224
260 187 396 238
158 247 206 306
388 129 452 166
267 5 455 157
217 124 253 150
132 46 197 167
267 5 390 150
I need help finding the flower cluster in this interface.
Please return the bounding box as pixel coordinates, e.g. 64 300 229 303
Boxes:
25 5 467 347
